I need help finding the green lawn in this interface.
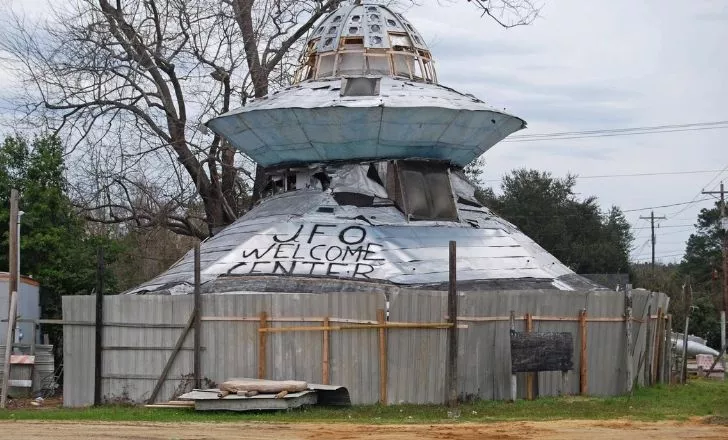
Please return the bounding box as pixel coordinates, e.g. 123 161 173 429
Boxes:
1 379 726 424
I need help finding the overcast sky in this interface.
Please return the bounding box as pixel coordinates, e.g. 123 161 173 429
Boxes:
1 0 727 264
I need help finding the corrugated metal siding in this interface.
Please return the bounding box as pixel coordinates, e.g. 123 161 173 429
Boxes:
62 295 95 406
0 344 54 396
63 292 384 407
62 289 668 407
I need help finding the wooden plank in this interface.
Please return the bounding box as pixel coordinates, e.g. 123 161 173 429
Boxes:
1 290 18 409
201 316 377 324
258 311 268 379
377 309 387 405
579 309 588 396
322 317 330 385
525 313 534 401
644 305 653 386
259 322 456 333
8 379 32 388
654 308 664 384
147 311 196 404
9 355 35 365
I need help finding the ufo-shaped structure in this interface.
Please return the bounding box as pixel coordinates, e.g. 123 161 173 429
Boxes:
128 2 600 295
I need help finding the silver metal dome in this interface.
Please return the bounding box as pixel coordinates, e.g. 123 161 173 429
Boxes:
295 2 437 83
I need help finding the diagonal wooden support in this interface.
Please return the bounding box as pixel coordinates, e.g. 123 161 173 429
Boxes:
147 310 196 404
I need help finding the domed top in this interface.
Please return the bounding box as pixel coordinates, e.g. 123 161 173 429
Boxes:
295 2 437 83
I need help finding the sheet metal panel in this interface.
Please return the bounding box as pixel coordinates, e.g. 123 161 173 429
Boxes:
62 295 95 407
207 77 525 168
62 289 655 406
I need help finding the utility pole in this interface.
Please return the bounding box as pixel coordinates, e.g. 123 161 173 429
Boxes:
1 189 20 409
639 210 667 271
702 182 726 379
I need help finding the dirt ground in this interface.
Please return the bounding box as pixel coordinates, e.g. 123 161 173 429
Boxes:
0 419 726 440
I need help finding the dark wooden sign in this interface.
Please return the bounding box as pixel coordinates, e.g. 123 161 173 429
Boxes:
510 331 574 373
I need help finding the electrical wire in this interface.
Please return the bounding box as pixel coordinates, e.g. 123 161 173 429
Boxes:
504 120 728 142
482 169 725 183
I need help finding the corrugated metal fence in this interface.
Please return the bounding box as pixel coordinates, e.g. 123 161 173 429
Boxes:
62 289 668 407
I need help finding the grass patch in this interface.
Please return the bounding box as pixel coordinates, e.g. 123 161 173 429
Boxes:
1 379 726 424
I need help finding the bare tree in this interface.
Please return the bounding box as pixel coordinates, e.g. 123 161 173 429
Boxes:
0 0 541 238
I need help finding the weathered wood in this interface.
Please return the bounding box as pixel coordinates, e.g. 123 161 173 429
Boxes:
560 371 569 396
664 314 673 384
703 344 727 377
644 305 653 386
0 291 17 409
322 316 330 385
625 285 634 393
654 308 664 384
258 311 268 379
147 310 196 404
220 379 307 394
579 309 588 395
201 316 378 324
259 322 456 332
377 309 387 405
509 311 517 402
446 240 458 407
94 247 104 406
525 313 534 401
510 332 574 373
193 244 201 390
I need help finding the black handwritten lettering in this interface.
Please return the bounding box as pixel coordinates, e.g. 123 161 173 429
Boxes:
326 263 347 276
226 261 247 275
307 224 336 243
343 246 364 262
292 244 305 260
249 261 270 274
301 261 325 274
242 243 276 259
310 244 325 261
273 261 296 275
338 225 366 245
363 243 386 261
325 246 343 261
273 224 303 243
274 243 294 259
353 263 375 279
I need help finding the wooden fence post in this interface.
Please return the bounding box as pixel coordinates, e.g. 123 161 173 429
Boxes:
193 244 201 390
654 308 664 384
322 317 330 385
625 284 634 393
579 309 588 396
258 311 268 379
644 304 653 386
510 310 517 402
446 240 458 407
664 314 673 384
377 309 387 405
94 247 104 406
525 312 534 400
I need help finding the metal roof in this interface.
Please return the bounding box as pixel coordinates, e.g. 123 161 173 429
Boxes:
206 77 526 167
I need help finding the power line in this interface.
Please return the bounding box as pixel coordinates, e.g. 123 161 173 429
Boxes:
504 120 728 142
622 198 713 213
665 164 728 218
483 169 724 183
632 224 694 230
